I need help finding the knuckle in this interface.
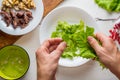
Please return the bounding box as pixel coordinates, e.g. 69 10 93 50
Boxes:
50 55 59 61
95 48 104 57
54 55 60 60
36 46 46 56
96 32 102 38
53 51 62 59
96 33 100 37
108 37 114 43
36 49 41 56
105 38 116 48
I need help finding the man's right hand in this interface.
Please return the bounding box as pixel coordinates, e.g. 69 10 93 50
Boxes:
87 33 120 79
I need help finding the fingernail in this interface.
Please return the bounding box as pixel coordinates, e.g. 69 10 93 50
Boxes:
87 36 93 42
62 42 67 46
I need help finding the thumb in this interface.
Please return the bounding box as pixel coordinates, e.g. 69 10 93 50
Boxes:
51 42 67 59
87 36 102 52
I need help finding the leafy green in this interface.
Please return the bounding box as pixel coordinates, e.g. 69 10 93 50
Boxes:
95 0 120 12
51 20 105 68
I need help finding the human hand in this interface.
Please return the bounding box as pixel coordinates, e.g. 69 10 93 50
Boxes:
36 38 66 80
87 33 120 79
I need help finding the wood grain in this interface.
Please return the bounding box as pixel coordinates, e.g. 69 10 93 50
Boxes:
43 0 63 17
0 0 63 48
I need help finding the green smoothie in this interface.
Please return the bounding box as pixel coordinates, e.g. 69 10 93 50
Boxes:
0 45 30 80
95 0 120 12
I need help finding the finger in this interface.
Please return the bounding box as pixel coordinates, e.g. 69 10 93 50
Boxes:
36 45 49 56
96 33 115 47
87 36 102 52
49 45 58 53
51 42 67 59
95 33 108 44
42 38 63 48
36 38 63 56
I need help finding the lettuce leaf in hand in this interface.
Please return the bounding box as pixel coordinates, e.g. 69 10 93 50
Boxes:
51 21 105 68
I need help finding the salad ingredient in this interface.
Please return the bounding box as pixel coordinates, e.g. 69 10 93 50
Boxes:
0 45 30 79
2 0 36 11
95 0 120 12
109 22 120 44
51 21 104 67
0 10 33 29
0 11 12 26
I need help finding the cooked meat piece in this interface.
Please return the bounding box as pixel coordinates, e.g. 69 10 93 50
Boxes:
24 14 30 24
18 19 25 25
17 18 28 29
10 10 16 18
21 23 27 28
16 11 24 18
12 20 18 29
0 11 10 18
0 10 33 29
25 11 33 19
2 18 11 26
0 11 12 26
18 19 27 28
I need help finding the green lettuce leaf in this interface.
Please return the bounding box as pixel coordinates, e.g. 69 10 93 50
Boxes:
95 0 120 12
51 20 105 68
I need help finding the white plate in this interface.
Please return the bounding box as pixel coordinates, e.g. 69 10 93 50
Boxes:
0 0 44 35
40 6 99 67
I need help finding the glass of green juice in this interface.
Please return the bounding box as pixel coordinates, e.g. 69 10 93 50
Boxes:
0 45 30 80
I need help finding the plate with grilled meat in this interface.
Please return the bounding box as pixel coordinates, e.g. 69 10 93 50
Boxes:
0 0 44 35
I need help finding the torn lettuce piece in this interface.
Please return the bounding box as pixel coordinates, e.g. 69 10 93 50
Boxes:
51 20 105 68
95 0 120 12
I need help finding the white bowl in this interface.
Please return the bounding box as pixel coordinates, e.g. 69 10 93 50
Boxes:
39 6 99 67
0 0 44 35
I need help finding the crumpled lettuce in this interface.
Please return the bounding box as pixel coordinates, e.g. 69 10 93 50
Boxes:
51 21 105 68
95 0 120 12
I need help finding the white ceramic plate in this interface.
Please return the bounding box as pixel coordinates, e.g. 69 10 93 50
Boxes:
40 6 99 67
0 0 44 35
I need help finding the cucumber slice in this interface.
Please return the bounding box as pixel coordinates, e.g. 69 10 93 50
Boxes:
0 45 30 79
